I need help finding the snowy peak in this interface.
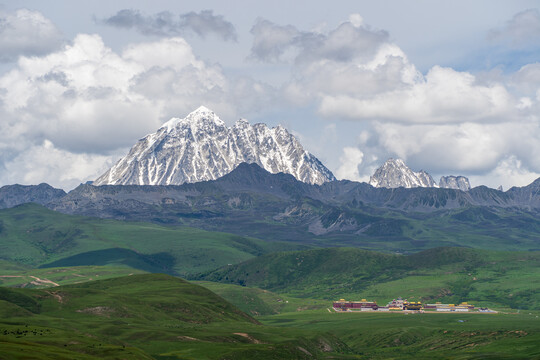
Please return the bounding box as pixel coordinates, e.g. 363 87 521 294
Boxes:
439 176 471 191
369 158 471 191
193 105 213 113
234 118 250 129
94 107 335 186
369 158 436 189
160 106 225 134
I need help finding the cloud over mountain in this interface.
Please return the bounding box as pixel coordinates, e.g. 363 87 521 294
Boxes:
247 12 540 189
0 30 270 189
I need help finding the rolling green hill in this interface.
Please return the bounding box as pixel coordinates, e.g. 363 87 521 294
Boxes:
1 273 538 359
198 247 540 309
0 274 353 359
259 308 540 359
0 264 147 288
195 281 329 316
0 203 303 276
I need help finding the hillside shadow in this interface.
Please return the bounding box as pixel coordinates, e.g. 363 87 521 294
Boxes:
39 248 177 275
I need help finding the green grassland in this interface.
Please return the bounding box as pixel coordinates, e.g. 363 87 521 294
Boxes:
195 281 329 316
0 203 303 276
176 195 540 252
0 264 147 288
0 274 354 359
337 205 540 252
1 202 539 358
399 206 540 252
198 247 540 310
1 274 538 359
260 309 540 359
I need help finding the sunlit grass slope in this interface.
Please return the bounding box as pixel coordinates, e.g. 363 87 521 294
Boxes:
0 264 146 288
0 274 353 359
260 308 540 359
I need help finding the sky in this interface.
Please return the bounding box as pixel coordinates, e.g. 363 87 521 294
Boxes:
1 0 540 190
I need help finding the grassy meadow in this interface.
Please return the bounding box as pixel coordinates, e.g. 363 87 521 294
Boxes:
0 203 302 276
260 308 540 359
0 274 354 359
198 247 540 310
0 204 539 358
0 273 538 359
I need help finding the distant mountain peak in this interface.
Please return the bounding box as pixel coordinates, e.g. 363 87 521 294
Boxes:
160 106 225 134
369 158 436 188
439 176 471 191
386 158 405 166
94 107 335 186
369 158 472 191
234 118 250 128
193 105 213 113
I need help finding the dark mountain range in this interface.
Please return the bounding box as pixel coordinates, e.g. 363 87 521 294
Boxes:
49 162 540 213
0 183 66 208
42 163 540 251
1 163 539 251
2 163 539 213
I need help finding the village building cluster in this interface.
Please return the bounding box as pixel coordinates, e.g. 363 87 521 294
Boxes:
333 297 494 313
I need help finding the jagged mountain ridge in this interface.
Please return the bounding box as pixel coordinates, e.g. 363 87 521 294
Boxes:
44 163 540 250
2 164 540 250
369 158 436 188
440 176 471 191
0 183 66 209
94 106 335 186
50 163 540 214
369 158 471 191
2 163 537 213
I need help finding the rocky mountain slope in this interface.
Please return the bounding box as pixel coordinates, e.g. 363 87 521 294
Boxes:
42 163 540 251
51 163 540 215
94 106 335 186
0 163 539 251
369 158 471 190
2 163 538 216
369 158 436 188
0 183 66 208
439 176 471 191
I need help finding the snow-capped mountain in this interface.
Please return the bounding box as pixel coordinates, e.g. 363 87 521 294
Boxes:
94 106 335 186
439 176 471 191
369 158 436 188
369 158 471 190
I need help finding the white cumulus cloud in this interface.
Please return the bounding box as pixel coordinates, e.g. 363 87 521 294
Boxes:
252 13 540 188
335 147 365 181
1 140 115 189
320 66 515 124
0 9 63 62
469 156 540 190
489 8 540 49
